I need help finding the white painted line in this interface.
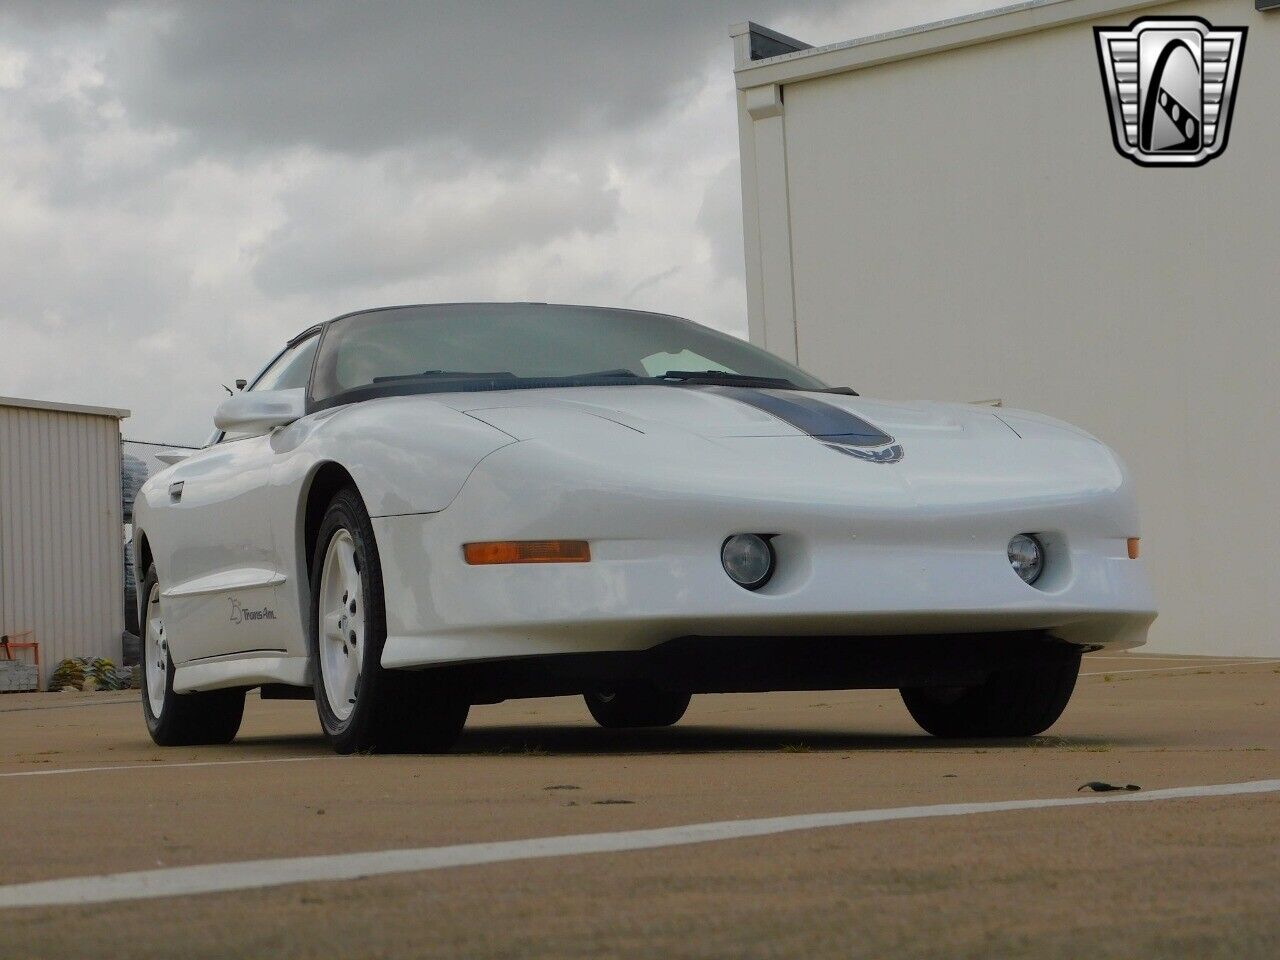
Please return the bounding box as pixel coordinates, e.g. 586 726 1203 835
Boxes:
1081 659 1277 677
1085 656 1279 663
2 778 1276 908
0 756 336 780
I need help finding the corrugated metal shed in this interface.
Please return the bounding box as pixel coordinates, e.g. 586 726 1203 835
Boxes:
0 396 130 684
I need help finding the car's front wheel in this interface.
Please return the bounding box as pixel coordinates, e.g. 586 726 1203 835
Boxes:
309 485 468 754
585 684 691 728
140 566 245 746
900 652 1082 738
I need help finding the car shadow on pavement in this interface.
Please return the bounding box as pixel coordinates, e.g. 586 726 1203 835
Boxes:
226 725 1137 755
448 725 1131 755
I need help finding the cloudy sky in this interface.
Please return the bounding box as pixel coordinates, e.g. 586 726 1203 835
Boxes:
2 0 983 444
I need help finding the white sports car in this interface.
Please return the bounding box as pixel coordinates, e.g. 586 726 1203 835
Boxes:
133 303 1155 753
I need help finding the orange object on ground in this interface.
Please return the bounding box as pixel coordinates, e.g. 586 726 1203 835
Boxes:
0 631 41 691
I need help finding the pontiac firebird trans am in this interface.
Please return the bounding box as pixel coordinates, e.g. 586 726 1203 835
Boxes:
133 303 1156 753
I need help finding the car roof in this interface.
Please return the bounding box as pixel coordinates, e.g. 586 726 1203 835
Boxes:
286 302 694 349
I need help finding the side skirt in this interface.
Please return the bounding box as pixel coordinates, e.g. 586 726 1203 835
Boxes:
173 655 311 694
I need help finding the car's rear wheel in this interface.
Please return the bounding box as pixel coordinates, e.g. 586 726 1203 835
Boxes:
585 684 691 728
140 567 245 746
310 485 468 754
900 652 1082 738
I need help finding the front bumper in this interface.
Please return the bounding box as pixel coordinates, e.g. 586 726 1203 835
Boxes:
372 511 1156 671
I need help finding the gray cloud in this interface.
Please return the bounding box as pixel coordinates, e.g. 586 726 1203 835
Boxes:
252 160 621 295
107 0 842 157
697 160 745 284
0 1 111 28
3 0 990 445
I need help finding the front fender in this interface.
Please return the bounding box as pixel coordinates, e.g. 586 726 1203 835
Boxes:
271 396 518 517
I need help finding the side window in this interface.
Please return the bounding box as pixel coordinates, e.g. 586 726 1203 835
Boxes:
252 336 319 392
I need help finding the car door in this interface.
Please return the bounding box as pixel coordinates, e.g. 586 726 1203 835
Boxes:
154 334 319 664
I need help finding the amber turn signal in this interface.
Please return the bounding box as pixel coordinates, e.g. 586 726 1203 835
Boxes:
1127 537 1140 560
463 540 591 565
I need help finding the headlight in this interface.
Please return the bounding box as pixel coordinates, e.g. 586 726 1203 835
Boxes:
721 534 775 590
1008 534 1044 585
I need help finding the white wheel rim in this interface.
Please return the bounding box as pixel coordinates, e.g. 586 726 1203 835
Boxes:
319 529 364 722
143 583 167 717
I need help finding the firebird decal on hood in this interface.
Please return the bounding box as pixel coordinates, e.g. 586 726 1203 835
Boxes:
822 441 905 464
696 386 903 463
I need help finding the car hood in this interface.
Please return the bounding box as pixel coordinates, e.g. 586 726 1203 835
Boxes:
435 385 1126 520
434 384 1052 445
432 385 1133 539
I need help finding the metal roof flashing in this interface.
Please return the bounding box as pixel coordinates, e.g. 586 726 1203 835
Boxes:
730 21 813 67
733 0 1166 88
0 395 130 420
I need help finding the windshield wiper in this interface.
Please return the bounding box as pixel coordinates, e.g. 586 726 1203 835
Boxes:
568 368 640 379
659 370 798 389
372 370 517 383
657 370 857 395
357 367 859 397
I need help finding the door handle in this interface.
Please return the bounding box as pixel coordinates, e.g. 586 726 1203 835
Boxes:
168 481 184 502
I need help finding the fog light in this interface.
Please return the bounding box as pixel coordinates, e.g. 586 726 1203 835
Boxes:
721 534 775 590
1008 534 1044 585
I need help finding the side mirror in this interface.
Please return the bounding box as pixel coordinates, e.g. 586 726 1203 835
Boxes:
214 388 306 435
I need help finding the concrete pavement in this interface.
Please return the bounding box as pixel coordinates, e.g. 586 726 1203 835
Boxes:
1 652 1276 958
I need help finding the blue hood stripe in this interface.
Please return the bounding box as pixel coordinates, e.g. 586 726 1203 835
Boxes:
694 386 897 449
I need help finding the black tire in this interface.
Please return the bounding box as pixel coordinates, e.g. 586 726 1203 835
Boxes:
140 566 245 746
900 652 1082 738
585 684 691 729
309 485 468 754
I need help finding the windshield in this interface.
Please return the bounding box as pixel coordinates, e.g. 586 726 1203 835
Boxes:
309 303 828 406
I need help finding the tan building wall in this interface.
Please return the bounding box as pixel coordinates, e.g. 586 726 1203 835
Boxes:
0 397 129 682
736 0 1278 655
